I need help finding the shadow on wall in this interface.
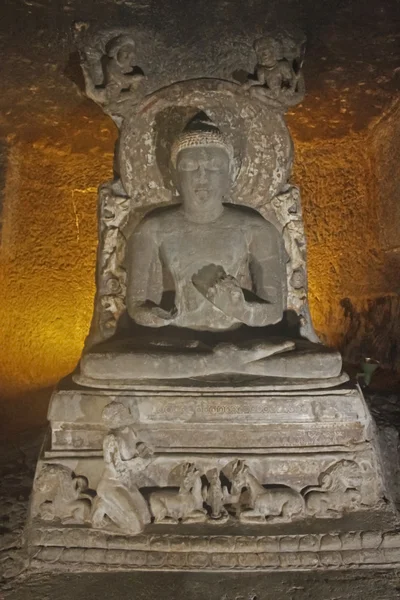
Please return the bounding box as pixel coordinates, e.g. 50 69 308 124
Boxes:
340 295 400 371
0 386 53 439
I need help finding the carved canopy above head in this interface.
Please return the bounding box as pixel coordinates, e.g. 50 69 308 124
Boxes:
118 79 294 212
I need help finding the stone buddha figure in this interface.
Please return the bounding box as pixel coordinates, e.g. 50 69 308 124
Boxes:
80 113 342 383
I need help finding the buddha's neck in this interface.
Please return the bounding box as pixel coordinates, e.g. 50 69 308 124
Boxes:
183 202 224 224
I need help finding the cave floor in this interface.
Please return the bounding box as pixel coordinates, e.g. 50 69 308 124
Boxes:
2 388 400 600
4 569 400 600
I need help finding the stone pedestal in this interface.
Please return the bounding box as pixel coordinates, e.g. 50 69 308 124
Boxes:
24 377 400 571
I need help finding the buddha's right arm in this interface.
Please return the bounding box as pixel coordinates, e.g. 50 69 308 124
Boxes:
126 224 176 327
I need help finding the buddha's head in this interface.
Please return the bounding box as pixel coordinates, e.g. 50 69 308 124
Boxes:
171 113 234 218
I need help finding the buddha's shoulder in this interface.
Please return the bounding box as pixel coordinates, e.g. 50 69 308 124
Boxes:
134 204 184 234
222 204 277 232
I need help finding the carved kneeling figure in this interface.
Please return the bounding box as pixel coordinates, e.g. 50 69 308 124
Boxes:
230 460 305 523
149 463 207 523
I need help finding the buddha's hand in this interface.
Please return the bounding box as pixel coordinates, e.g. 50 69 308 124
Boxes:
192 265 248 323
131 303 177 328
193 264 281 327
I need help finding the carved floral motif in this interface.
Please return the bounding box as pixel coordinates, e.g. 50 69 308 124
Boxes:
94 184 130 342
266 185 319 341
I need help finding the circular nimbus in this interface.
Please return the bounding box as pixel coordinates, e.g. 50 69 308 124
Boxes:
119 79 293 211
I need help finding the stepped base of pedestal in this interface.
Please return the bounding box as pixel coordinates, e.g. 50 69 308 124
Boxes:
25 519 400 572
24 378 400 574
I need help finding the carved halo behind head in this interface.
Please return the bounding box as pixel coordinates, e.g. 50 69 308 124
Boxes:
118 79 293 211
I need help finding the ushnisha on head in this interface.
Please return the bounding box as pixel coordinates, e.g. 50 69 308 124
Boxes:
171 113 235 219
170 112 234 169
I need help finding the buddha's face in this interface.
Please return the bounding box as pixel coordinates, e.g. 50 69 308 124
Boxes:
176 146 230 216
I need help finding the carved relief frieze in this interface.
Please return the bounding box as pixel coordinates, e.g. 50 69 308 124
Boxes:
31 464 93 525
80 32 146 123
94 184 131 342
243 30 306 111
32 454 383 535
91 401 152 535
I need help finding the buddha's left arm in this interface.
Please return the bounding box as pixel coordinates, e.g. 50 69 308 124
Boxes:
246 222 287 326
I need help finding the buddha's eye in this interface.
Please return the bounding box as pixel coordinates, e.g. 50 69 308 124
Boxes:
178 159 197 171
206 159 225 171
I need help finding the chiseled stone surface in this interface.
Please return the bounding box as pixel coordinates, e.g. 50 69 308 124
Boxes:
1 417 400 598
47 381 367 453
21 21 400 585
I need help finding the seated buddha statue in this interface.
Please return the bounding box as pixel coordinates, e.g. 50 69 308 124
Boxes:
80 113 342 383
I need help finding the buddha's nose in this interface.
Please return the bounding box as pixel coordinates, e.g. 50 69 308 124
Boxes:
196 165 208 184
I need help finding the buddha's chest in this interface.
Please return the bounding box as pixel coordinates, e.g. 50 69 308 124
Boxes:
160 227 248 277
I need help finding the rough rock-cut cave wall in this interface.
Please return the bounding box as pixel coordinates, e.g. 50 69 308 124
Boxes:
0 0 399 434
338 101 400 369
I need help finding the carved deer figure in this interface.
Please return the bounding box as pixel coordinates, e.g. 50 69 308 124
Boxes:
229 459 305 523
149 463 207 523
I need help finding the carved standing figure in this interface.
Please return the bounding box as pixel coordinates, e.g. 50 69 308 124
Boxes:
91 402 152 535
149 463 207 523
229 460 305 523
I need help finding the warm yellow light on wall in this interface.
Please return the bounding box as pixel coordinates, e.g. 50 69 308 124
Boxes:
0 136 113 407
